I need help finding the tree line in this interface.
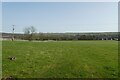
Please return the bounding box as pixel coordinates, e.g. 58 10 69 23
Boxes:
2 26 119 41
2 32 119 41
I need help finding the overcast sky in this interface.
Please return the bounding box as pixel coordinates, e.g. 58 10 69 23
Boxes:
2 2 118 33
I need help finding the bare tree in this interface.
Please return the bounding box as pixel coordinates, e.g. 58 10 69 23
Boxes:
24 27 30 34
23 26 36 41
30 26 36 34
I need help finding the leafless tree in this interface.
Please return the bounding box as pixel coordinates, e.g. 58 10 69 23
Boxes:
23 26 36 41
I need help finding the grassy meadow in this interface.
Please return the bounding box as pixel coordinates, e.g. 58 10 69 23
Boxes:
0 41 2 79
2 40 118 78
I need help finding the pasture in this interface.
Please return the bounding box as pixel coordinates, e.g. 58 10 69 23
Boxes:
2 40 118 78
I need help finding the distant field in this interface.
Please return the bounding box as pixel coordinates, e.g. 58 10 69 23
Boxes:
2 40 118 78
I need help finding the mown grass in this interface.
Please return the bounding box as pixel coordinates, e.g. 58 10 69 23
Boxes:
0 41 2 79
2 40 118 78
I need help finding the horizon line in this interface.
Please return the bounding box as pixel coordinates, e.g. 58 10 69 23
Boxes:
0 31 118 34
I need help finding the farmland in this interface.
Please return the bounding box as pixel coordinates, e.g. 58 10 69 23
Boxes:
2 40 118 78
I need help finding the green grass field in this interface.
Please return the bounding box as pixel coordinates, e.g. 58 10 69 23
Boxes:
0 41 2 79
2 40 118 78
